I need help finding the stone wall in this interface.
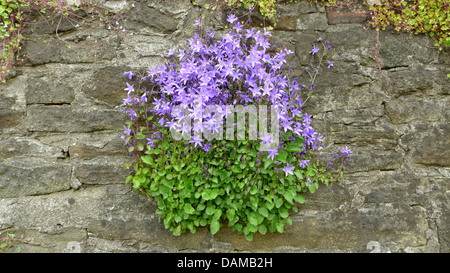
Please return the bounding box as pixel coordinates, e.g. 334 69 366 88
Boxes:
0 0 448 253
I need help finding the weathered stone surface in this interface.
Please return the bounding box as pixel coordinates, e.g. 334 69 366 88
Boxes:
0 157 71 198
297 12 328 31
0 185 207 252
26 77 75 105
385 96 448 124
0 137 65 159
0 0 448 253
81 66 133 106
21 28 119 65
26 105 127 133
126 1 179 34
69 138 127 159
72 157 130 185
326 7 368 25
0 95 24 131
273 4 301 30
400 123 450 167
212 203 428 252
25 9 86 35
378 30 438 68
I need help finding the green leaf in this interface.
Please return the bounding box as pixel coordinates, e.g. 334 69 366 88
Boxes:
141 155 153 165
276 220 285 233
197 203 205 211
184 203 195 214
294 194 306 204
231 165 241 173
159 185 171 199
210 219 220 235
283 190 294 205
258 224 267 235
265 201 274 210
258 207 269 218
244 232 253 241
274 196 283 208
248 213 259 226
226 208 235 221
206 205 216 216
294 170 303 180
185 179 194 191
279 207 289 218
213 209 222 220
285 144 303 153
202 188 219 201
147 148 161 155
275 150 288 163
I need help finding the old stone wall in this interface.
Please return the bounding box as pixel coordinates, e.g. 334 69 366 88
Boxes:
0 0 448 253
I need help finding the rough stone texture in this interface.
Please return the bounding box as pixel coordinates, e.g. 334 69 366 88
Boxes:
0 0 448 253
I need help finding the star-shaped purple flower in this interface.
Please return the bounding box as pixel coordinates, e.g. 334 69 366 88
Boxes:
282 163 295 177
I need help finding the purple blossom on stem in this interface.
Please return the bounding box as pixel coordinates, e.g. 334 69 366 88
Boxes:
299 159 309 169
124 71 134 79
309 44 320 55
340 146 353 155
282 163 295 177
267 149 279 161
125 82 134 93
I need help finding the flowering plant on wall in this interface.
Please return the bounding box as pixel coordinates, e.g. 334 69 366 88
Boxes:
122 14 351 241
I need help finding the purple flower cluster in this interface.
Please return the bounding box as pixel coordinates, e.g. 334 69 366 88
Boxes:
122 15 335 175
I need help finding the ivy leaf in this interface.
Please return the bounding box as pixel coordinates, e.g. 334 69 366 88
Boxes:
159 185 171 199
206 205 216 216
294 194 306 204
279 207 289 218
274 196 283 208
213 209 222 220
244 232 253 241
197 203 205 211
231 165 241 173
184 203 195 214
276 220 285 233
202 188 219 200
184 179 194 191
210 219 220 235
258 224 267 235
294 170 303 180
248 212 259 226
285 144 302 153
263 158 273 169
275 150 289 163
265 201 274 211
141 155 153 165
147 148 161 155
283 190 294 205
258 207 269 218
226 208 235 221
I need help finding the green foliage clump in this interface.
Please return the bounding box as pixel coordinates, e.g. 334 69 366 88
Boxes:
0 0 23 82
367 0 449 49
127 123 346 241
202 0 449 49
